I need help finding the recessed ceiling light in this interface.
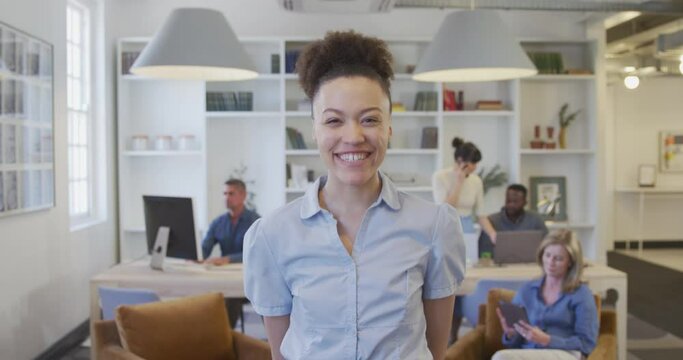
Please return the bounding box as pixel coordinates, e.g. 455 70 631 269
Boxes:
624 75 640 90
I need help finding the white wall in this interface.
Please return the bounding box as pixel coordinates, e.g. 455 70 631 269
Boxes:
0 0 117 358
611 78 683 241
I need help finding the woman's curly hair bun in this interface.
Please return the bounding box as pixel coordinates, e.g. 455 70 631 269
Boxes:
296 30 394 100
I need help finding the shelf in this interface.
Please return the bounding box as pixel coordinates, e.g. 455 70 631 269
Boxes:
285 111 311 117
392 111 439 117
255 74 281 80
285 149 318 155
285 149 437 156
387 149 438 155
442 110 514 117
523 75 595 81
122 73 279 81
546 222 595 230
122 150 202 156
123 228 146 233
284 74 297 80
285 188 306 193
393 74 416 80
397 186 432 192
206 111 281 118
520 149 594 155
615 187 683 194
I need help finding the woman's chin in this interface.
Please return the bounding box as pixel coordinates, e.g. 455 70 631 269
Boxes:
330 170 378 188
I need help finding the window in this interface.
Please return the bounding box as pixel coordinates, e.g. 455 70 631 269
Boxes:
67 0 104 229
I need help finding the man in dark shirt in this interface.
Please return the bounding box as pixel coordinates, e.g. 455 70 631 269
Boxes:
479 184 548 257
202 178 260 265
202 178 260 330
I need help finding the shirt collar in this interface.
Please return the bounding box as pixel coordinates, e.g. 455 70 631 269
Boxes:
529 276 545 289
499 207 526 225
299 172 401 219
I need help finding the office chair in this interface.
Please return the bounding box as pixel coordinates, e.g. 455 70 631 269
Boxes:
98 286 160 321
461 279 526 327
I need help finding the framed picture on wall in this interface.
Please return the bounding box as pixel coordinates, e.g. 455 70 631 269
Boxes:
660 130 683 173
529 176 567 221
0 21 54 218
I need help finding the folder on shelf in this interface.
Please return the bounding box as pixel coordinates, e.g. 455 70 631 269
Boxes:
421 127 438 149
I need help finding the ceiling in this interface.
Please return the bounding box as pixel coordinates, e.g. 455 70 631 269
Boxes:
281 0 683 76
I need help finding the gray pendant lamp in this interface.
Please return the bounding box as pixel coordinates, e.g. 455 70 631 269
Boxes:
413 10 537 82
131 8 258 81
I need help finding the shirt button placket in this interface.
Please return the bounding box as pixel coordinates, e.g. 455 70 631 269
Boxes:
349 261 358 360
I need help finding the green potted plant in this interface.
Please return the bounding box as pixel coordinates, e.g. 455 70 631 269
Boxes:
558 103 581 149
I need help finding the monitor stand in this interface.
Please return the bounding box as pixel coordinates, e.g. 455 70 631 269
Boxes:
150 226 170 271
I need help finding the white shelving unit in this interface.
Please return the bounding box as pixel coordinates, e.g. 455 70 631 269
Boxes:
517 39 600 259
117 37 603 261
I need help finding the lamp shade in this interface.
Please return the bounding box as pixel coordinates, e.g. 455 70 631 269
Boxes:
131 8 258 81
413 10 537 82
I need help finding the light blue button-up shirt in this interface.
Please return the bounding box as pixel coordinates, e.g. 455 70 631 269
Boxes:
244 172 466 359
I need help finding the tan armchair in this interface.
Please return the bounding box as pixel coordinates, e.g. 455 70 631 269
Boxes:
446 288 617 360
92 292 271 360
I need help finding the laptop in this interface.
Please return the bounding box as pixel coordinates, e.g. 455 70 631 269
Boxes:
494 230 545 265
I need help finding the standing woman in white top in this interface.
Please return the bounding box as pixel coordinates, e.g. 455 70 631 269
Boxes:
432 137 496 240
432 137 497 343
243 31 465 360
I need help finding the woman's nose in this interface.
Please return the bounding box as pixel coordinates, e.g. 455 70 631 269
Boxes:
342 121 364 144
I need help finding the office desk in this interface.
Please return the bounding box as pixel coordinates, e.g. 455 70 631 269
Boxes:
616 187 683 253
90 259 627 359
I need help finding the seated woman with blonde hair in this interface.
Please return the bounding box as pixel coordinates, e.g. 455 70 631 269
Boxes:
493 229 598 360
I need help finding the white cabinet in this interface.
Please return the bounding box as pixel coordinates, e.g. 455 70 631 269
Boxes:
117 37 602 261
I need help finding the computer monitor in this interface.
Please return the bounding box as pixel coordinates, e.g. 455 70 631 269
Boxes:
143 196 199 261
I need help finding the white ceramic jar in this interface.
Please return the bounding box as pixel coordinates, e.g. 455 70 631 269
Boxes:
177 134 196 151
131 135 149 151
155 135 173 151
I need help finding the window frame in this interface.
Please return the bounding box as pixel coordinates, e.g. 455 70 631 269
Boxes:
67 0 105 230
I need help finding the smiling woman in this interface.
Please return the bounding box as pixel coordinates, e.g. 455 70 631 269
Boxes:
243 31 466 360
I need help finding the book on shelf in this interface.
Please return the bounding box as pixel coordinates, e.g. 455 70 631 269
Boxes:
443 87 456 111
271 54 280 74
286 127 307 149
421 126 438 149
206 91 253 112
392 102 406 112
237 92 253 111
527 51 564 74
285 50 301 74
414 91 438 111
475 100 504 110
121 51 141 75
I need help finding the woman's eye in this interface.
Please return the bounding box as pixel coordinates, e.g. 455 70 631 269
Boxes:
363 117 379 124
325 118 341 124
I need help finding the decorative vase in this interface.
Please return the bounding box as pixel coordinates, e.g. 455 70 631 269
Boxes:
545 126 556 149
530 125 545 149
559 127 567 149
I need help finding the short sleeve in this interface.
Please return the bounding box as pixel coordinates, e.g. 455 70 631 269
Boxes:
423 204 466 299
243 218 293 316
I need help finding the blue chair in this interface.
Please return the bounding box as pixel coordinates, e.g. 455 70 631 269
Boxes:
98 286 161 320
461 279 526 327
